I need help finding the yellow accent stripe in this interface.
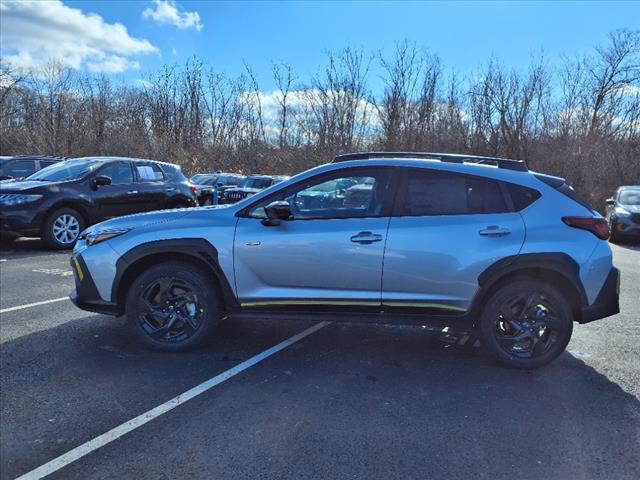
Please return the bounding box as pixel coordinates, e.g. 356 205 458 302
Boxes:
73 258 84 282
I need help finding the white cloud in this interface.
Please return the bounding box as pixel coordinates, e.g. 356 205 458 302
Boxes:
0 0 157 73
142 0 203 31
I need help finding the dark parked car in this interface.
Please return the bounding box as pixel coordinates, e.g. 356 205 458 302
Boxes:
221 175 289 203
0 156 65 181
190 173 245 205
605 185 640 241
0 156 197 249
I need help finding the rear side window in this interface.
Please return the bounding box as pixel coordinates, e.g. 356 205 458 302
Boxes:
399 169 509 216
136 163 165 182
506 183 541 211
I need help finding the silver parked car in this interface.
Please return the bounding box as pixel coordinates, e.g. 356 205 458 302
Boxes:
69 152 620 369
605 185 640 241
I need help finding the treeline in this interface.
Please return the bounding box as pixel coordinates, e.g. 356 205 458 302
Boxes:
1 29 638 209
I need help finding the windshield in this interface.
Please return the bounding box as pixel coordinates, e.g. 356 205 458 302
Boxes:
619 190 640 206
27 159 102 182
191 174 215 184
241 177 272 189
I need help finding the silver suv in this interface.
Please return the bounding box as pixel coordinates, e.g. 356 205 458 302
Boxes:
70 152 620 369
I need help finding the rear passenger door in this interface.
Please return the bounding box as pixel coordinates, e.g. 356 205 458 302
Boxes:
382 168 526 314
133 162 168 212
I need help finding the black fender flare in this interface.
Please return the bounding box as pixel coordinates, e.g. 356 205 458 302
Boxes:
112 238 239 314
470 252 589 318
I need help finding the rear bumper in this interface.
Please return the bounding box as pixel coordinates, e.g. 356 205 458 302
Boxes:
69 255 120 316
579 267 620 323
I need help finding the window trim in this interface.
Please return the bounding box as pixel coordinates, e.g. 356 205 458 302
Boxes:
95 161 135 185
392 167 514 218
236 166 399 221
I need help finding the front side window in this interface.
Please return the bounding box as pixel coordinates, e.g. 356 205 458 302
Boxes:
248 168 392 220
98 162 134 184
399 169 508 216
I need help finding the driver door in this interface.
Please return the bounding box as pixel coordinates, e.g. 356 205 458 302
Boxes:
234 167 395 310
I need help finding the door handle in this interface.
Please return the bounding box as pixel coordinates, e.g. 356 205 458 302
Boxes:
127 190 138 195
479 226 511 237
165 187 175 192
350 231 383 244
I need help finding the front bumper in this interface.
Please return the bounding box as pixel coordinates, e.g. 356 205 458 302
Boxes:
579 267 620 323
69 254 120 315
0 206 42 236
611 216 640 238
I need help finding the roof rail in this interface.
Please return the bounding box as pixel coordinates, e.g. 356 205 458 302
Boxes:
332 151 528 172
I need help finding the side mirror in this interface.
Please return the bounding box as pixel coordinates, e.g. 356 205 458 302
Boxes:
605 198 615 206
262 200 291 226
92 175 112 189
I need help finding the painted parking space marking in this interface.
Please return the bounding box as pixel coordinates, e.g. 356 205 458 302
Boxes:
15 321 330 480
31 268 73 277
0 297 69 314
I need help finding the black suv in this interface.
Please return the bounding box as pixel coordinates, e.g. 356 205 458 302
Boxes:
0 156 65 181
221 175 289 203
0 156 197 249
190 172 245 205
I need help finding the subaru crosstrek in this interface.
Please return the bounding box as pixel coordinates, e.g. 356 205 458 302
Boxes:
69 152 620 369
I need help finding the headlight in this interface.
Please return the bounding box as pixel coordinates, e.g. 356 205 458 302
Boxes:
0 194 43 206
614 207 631 217
83 228 130 246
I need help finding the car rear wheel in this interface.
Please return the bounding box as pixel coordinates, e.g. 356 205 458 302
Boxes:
126 262 221 351
43 208 85 250
478 279 573 369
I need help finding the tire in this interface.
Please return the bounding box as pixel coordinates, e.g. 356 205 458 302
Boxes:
125 262 221 352
477 279 574 369
43 207 85 250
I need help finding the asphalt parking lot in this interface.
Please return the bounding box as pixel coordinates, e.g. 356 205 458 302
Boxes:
1 239 639 480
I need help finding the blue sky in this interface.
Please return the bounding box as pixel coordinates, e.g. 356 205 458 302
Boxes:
2 1 639 92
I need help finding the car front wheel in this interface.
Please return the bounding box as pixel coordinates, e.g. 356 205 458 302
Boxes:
478 279 574 369
43 207 85 249
126 262 221 351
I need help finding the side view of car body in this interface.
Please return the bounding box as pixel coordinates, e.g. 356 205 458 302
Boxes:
605 185 640 241
221 175 289 203
70 152 620 369
0 156 197 249
0 155 65 181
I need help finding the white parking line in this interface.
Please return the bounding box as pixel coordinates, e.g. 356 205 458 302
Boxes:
15 321 330 480
0 297 69 314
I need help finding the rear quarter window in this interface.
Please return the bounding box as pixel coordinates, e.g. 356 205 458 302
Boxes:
506 183 541 211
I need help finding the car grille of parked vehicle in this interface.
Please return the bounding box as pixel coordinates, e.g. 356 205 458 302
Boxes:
226 191 248 200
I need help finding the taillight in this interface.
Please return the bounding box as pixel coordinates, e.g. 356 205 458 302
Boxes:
189 185 197 194
562 217 610 240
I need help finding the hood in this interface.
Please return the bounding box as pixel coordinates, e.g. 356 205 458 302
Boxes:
0 180 53 192
87 207 195 232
